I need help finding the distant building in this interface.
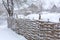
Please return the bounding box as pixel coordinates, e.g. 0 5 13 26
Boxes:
50 4 57 12
49 4 60 13
28 3 39 13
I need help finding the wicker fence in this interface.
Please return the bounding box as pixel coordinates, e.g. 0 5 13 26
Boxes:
11 19 60 40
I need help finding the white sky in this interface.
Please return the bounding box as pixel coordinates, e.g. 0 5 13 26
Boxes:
27 0 60 9
0 0 60 9
44 0 60 8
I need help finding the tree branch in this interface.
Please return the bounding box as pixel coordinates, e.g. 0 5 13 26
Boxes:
2 0 8 11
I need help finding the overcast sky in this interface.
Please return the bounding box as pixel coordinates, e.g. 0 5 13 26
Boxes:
44 0 60 9
27 0 60 9
0 0 60 9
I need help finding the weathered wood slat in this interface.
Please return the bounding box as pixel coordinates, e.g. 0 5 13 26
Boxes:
11 19 60 40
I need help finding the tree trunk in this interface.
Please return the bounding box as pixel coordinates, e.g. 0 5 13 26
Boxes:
7 16 13 28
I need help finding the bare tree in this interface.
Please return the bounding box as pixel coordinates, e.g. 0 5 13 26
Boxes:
2 0 14 16
2 0 14 28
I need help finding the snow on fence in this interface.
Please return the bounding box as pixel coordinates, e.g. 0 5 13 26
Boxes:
10 19 60 40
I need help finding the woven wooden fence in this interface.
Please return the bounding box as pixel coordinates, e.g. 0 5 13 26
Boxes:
11 19 60 40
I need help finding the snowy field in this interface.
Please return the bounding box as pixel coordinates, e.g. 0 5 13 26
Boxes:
17 12 60 23
0 28 27 40
41 12 60 23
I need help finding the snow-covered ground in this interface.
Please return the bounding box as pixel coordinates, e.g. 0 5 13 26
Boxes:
26 14 39 20
41 12 60 23
17 12 60 23
26 12 60 23
0 18 27 40
0 28 27 40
